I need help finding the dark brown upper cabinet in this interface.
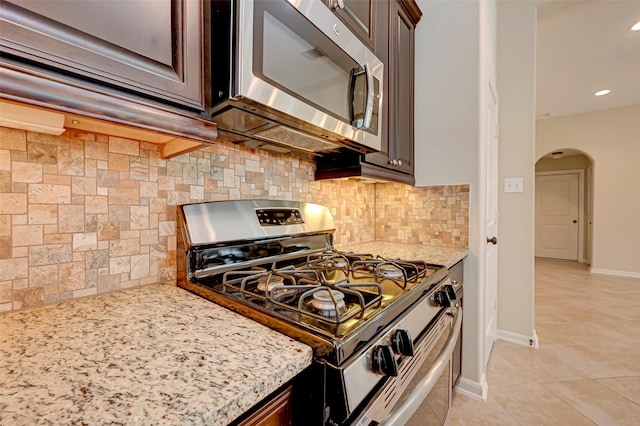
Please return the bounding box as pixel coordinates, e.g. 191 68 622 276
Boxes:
315 0 422 185
324 0 376 51
0 0 216 144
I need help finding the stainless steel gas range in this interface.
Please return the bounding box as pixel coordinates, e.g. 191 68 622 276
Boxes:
176 200 462 425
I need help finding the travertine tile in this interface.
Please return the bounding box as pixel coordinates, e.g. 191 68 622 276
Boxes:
11 161 43 183
109 256 130 275
73 233 97 252
108 182 139 205
597 376 640 406
29 264 59 286
58 204 84 233
85 195 108 214
28 204 58 224
0 127 26 150
1 124 470 311
109 136 139 156
108 152 130 171
492 383 593 425
0 280 11 303
72 176 96 195
12 286 44 309
130 206 149 230
0 149 10 171
59 262 86 292
0 215 10 236
86 250 109 270
130 254 150 280
0 193 27 214
0 257 28 280
109 239 140 257
0 236 11 259
545 379 640 425
29 244 72 266
57 146 84 176
12 224 43 246
85 141 109 160
28 184 71 204
450 259 640 425
447 393 518 425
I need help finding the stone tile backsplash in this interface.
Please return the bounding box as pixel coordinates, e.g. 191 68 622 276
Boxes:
0 126 468 312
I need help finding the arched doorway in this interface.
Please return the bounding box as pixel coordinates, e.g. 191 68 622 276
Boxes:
535 149 594 264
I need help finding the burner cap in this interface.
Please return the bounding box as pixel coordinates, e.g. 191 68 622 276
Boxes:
311 289 346 315
333 260 348 269
257 275 285 292
377 267 405 280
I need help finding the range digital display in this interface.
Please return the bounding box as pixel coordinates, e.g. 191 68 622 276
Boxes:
255 208 304 226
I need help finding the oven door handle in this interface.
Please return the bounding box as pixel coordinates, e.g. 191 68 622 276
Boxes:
379 306 463 426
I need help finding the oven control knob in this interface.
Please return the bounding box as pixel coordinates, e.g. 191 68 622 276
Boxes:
391 329 414 356
371 345 398 377
433 290 451 307
444 284 457 300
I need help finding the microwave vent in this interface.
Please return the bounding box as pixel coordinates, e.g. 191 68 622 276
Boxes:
254 125 339 153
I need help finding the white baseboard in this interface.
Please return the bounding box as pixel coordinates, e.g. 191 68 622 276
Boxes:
589 268 640 279
455 375 488 401
497 328 539 349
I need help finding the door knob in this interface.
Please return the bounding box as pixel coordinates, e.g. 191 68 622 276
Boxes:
487 237 497 245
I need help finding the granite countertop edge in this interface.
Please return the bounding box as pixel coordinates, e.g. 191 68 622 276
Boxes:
0 284 313 426
337 241 469 268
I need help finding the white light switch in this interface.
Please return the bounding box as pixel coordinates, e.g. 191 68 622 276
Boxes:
504 177 523 193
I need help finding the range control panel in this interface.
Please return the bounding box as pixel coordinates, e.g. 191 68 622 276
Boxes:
255 208 304 226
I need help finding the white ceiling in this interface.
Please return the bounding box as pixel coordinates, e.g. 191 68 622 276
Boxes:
536 0 640 120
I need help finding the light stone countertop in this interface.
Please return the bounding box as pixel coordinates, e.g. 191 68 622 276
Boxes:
0 284 313 426
337 241 468 268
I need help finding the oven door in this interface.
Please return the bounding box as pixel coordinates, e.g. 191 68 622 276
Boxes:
354 306 462 426
234 0 383 150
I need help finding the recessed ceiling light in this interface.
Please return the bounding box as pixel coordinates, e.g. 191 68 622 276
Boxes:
551 151 564 159
594 89 610 96
632 21 640 31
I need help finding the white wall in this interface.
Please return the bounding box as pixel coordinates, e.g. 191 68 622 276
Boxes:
537 105 640 277
414 0 496 400
495 1 538 346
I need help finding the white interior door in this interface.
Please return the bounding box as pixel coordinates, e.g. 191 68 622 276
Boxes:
484 77 499 367
535 173 580 260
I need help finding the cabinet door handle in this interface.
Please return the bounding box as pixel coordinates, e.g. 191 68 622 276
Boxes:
487 237 497 245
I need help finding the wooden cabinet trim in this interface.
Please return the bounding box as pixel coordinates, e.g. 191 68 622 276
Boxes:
235 385 293 426
0 63 218 144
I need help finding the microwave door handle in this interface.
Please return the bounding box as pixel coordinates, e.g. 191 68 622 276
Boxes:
349 63 373 129
362 62 374 129
349 65 364 128
379 306 463 426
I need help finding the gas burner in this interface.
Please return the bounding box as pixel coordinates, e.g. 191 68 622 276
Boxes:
256 275 285 293
311 289 347 317
333 259 349 269
307 253 352 271
376 266 405 280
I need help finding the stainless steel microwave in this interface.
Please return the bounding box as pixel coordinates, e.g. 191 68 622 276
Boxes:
210 0 383 155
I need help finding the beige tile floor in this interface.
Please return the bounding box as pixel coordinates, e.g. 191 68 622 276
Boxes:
447 258 640 425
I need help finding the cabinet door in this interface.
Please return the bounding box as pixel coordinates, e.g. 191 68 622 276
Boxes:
236 386 292 426
0 0 205 112
365 0 420 177
324 0 376 51
363 0 392 169
388 0 418 175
